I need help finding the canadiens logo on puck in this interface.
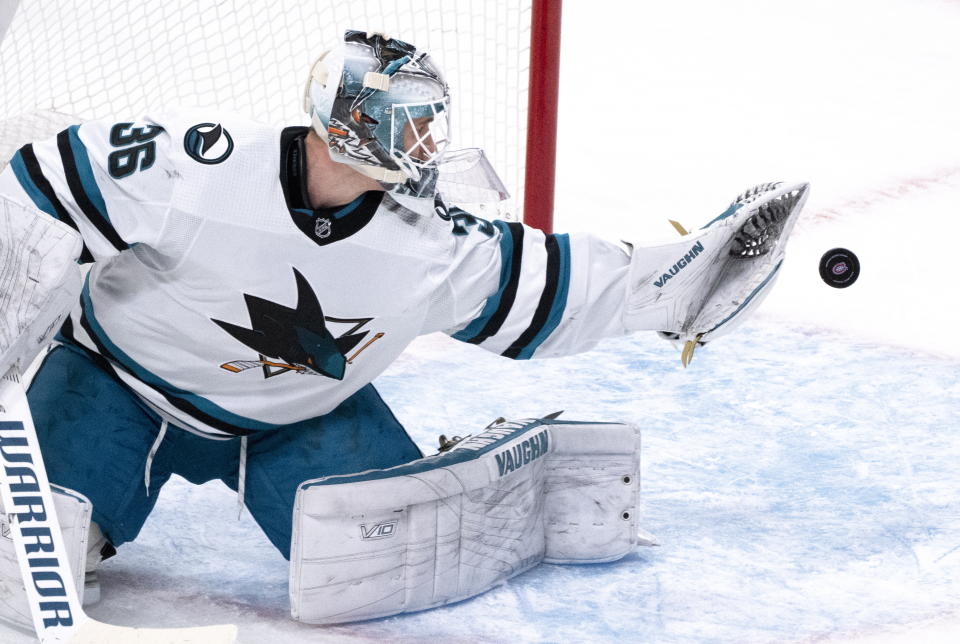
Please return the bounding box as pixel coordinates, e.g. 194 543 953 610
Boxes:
184 122 234 164
819 248 860 288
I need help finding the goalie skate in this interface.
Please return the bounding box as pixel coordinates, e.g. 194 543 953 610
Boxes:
624 181 810 365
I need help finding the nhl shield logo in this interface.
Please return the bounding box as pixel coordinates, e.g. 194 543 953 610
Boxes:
314 217 332 239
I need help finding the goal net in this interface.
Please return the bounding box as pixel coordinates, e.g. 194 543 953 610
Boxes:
0 0 559 226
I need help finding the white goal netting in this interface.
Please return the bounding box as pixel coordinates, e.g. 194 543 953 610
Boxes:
0 0 537 220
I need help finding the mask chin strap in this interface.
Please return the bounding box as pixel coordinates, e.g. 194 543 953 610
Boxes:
356 164 407 184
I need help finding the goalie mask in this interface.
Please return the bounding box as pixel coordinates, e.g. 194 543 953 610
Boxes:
304 30 507 202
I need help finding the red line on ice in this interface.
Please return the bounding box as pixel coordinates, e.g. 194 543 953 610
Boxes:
803 166 960 227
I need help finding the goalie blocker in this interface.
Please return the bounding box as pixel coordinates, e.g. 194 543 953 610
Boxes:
290 418 642 624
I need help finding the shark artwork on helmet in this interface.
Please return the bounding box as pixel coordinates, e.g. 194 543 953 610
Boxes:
303 30 509 203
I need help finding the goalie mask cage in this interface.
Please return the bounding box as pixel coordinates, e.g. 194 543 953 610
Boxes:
0 0 561 232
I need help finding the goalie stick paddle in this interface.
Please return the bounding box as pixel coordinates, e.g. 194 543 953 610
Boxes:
0 367 238 643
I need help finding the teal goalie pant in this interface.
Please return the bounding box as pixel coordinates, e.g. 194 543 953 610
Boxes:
26 343 423 559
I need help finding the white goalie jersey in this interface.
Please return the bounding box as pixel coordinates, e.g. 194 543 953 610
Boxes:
0 110 633 437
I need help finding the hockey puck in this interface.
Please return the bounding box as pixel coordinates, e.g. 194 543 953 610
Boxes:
819 248 860 288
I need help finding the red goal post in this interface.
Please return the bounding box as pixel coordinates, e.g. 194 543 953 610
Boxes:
0 0 561 231
525 0 562 234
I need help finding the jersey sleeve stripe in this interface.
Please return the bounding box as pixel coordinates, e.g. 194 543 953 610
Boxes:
451 220 516 341
501 233 572 359
56 126 129 252
11 145 95 263
9 149 59 218
454 221 525 345
76 278 278 436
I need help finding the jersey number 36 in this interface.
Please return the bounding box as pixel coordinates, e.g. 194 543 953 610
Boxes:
107 123 164 179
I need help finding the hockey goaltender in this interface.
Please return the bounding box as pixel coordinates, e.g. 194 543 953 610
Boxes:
0 30 809 637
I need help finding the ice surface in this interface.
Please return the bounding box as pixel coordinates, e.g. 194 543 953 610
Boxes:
5 0 960 641
10 328 954 644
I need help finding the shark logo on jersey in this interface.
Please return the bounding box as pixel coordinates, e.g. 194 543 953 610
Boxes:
184 123 234 164
212 268 383 380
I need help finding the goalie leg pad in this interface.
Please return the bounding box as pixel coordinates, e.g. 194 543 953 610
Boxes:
289 418 641 624
0 485 92 632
